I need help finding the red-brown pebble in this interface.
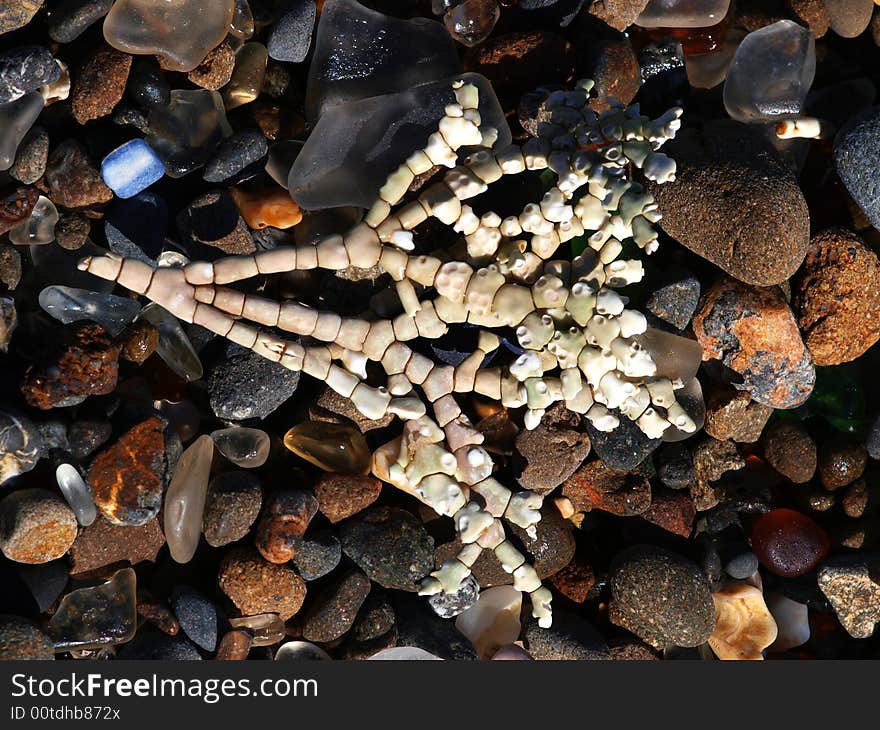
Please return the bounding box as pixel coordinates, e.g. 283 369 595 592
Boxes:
0 186 39 235
137 600 180 636
71 47 132 124
751 508 830 578
548 555 596 603
313 473 382 524
69 515 166 575
561 459 651 517
218 547 306 620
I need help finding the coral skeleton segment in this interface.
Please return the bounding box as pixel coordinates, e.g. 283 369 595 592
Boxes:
78 79 688 627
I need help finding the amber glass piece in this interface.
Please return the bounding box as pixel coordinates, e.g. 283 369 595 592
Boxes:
283 422 371 474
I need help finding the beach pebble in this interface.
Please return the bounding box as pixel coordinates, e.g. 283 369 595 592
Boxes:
71 47 131 123
208 346 300 420
751 508 829 578
825 0 873 38
704 387 772 443
292 530 342 581
340 507 434 591
314 473 383 524
202 471 262 547
0 0 43 35
693 277 815 409
48 0 114 43
119 634 202 660
177 191 254 255
187 42 236 91
793 228 880 366
0 615 54 659
302 569 371 643
762 420 816 483
587 0 650 31
0 488 77 564
817 554 880 638
44 139 113 209
522 609 609 660
651 121 809 286
0 46 59 104
255 489 318 564
514 403 591 494
172 586 217 653
267 0 316 63
609 545 716 648
455 585 521 659
218 547 306 620
818 438 867 491
9 126 48 185
203 130 268 183
68 515 165 576
645 270 701 330
834 106 880 231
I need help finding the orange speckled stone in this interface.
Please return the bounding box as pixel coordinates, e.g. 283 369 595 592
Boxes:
751 508 829 578
0 488 78 564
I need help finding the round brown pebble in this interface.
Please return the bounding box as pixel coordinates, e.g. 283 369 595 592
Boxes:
793 228 880 366
650 121 809 287
313 473 382 524
693 277 815 409
255 489 318 564
789 0 830 37
72 47 132 124
515 403 591 494
10 126 48 185
842 480 870 519
578 36 641 114
762 420 817 484
751 508 829 578
44 139 113 209
819 438 867 491
54 213 90 250
187 41 236 91
0 488 78 564
218 547 306 620
120 320 159 364
0 615 55 659
586 0 651 31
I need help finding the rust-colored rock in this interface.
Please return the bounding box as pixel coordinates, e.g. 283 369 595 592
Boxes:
793 228 880 366
87 416 167 526
641 488 696 538
21 323 121 409
577 36 641 113
215 629 252 660
0 186 39 236
313 473 382 524
562 459 651 516
691 438 745 511
229 185 302 230
137 600 179 635
0 488 78 564
762 420 816 484
69 516 166 576
218 547 306 620
704 386 772 443
693 277 815 409
71 47 132 124
255 489 318 564
587 0 651 31
548 554 596 603
788 0 830 37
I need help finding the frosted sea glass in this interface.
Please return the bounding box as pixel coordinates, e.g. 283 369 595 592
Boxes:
41 285 142 336
164 435 214 563
0 92 44 171
103 0 235 72
289 73 510 210
146 89 232 178
55 463 97 526
305 0 459 120
211 427 270 468
9 196 58 246
724 20 815 123
138 303 204 381
636 0 730 28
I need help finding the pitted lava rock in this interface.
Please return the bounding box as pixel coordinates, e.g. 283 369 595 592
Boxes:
21 322 121 409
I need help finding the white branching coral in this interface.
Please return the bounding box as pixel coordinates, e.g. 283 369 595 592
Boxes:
77 79 689 628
